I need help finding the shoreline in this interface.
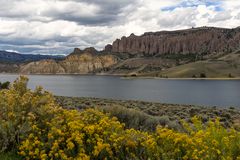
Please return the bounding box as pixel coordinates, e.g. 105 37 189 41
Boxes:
1 72 240 80
122 76 240 80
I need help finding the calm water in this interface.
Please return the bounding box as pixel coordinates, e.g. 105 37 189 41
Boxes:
0 74 240 107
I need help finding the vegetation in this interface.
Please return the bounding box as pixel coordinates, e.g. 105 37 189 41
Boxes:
140 52 240 78
0 81 10 89
56 96 240 131
0 76 240 159
159 53 204 62
0 152 22 160
200 72 207 78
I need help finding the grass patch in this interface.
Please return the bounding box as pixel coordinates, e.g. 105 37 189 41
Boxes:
0 152 22 160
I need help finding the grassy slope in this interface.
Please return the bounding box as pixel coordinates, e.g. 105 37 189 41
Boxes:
108 57 176 75
142 53 240 78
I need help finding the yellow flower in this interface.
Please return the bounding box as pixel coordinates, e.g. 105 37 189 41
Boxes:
67 141 75 150
40 153 47 160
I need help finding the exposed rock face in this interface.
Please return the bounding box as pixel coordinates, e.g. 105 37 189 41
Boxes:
0 63 20 73
20 60 65 74
70 47 98 55
20 48 118 74
104 44 113 52
108 27 240 55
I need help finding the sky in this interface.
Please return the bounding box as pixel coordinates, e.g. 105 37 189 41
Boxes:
0 0 239 55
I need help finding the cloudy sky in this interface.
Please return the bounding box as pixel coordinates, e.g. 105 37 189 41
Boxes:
0 0 239 55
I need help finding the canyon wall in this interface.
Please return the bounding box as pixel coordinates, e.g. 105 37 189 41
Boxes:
107 27 240 55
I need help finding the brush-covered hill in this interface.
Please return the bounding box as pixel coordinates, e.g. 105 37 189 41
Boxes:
144 51 240 78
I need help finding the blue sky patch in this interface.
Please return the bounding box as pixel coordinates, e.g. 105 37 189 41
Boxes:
162 0 223 11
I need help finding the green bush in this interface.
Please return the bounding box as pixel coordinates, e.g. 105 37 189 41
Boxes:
0 81 10 90
99 105 182 131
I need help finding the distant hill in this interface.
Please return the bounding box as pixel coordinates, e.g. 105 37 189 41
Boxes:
0 50 65 63
1 26 240 78
139 51 240 78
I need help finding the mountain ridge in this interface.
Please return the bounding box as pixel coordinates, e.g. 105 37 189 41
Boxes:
0 50 64 63
1 26 240 77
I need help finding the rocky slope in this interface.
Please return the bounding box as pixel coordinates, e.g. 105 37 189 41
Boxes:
0 63 20 73
20 48 118 74
107 27 240 56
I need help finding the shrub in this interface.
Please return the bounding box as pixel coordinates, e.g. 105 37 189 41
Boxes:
99 105 160 131
228 73 234 78
0 76 59 152
200 72 207 78
0 76 240 160
99 105 182 131
18 110 240 160
0 81 10 90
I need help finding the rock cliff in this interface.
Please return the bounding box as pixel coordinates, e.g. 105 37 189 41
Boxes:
20 48 118 74
107 27 240 56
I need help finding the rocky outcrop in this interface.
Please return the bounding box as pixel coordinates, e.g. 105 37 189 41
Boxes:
20 48 118 74
107 27 240 56
69 47 98 56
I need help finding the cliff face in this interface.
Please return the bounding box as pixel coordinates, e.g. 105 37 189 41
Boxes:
107 27 240 55
20 60 65 74
20 48 118 74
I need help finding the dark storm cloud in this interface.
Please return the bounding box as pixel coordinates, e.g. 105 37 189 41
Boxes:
0 0 139 26
45 0 139 26
43 11 118 26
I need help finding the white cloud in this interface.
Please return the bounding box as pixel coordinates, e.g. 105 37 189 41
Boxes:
0 0 239 54
5 49 20 53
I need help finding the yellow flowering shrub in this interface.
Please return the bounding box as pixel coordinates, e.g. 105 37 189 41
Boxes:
155 117 240 160
1 76 240 160
0 76 58 152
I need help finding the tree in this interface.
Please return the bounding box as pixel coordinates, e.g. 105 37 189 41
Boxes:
228 73 234 78
0 81 10 90
199 73 206 78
